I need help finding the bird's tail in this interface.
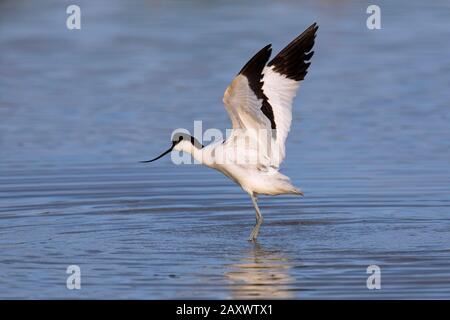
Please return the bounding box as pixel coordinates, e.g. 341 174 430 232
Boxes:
291 187 304 196
276 171 304 196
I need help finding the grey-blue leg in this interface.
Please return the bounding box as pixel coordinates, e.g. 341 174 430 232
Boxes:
248 194 263 241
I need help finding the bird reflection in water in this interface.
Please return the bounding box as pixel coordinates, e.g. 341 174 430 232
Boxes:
225 243 295 299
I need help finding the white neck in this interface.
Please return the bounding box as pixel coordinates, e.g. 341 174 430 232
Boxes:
175 141 211 166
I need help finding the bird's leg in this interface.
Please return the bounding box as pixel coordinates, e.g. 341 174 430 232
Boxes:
248 193 263 241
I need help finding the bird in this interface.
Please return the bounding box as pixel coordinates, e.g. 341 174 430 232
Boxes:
142 23 318 241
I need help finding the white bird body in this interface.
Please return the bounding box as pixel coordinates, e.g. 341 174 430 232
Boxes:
173 139 301 196
145 23 318 240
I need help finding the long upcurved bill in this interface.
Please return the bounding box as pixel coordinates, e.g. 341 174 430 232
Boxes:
140 146 173 163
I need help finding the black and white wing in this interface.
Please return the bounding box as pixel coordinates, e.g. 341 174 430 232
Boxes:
222 44 274 132
222 23 318 167
263 23 318 166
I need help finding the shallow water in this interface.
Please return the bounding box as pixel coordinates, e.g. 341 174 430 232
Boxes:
1 0 450 299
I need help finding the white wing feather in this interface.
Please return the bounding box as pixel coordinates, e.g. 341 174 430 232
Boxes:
222 75 273 169
262 66 301 166
221 23 317 169
223 75 271 131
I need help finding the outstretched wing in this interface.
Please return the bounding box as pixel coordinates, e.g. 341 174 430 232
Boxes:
222 44 275 169
222 44 274 131
222 23 318 168
262 23 318 166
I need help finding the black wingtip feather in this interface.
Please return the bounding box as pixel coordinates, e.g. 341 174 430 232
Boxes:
238 44 277 130
238 44 272 77
268 23 318 81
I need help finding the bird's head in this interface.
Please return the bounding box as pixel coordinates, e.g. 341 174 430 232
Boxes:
141 132 204 163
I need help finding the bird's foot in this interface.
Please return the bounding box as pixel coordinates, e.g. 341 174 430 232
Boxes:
248 220 263 241
248 227 257 241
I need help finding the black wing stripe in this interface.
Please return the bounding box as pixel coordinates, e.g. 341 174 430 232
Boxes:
267 23 318 81
238 44 277 130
